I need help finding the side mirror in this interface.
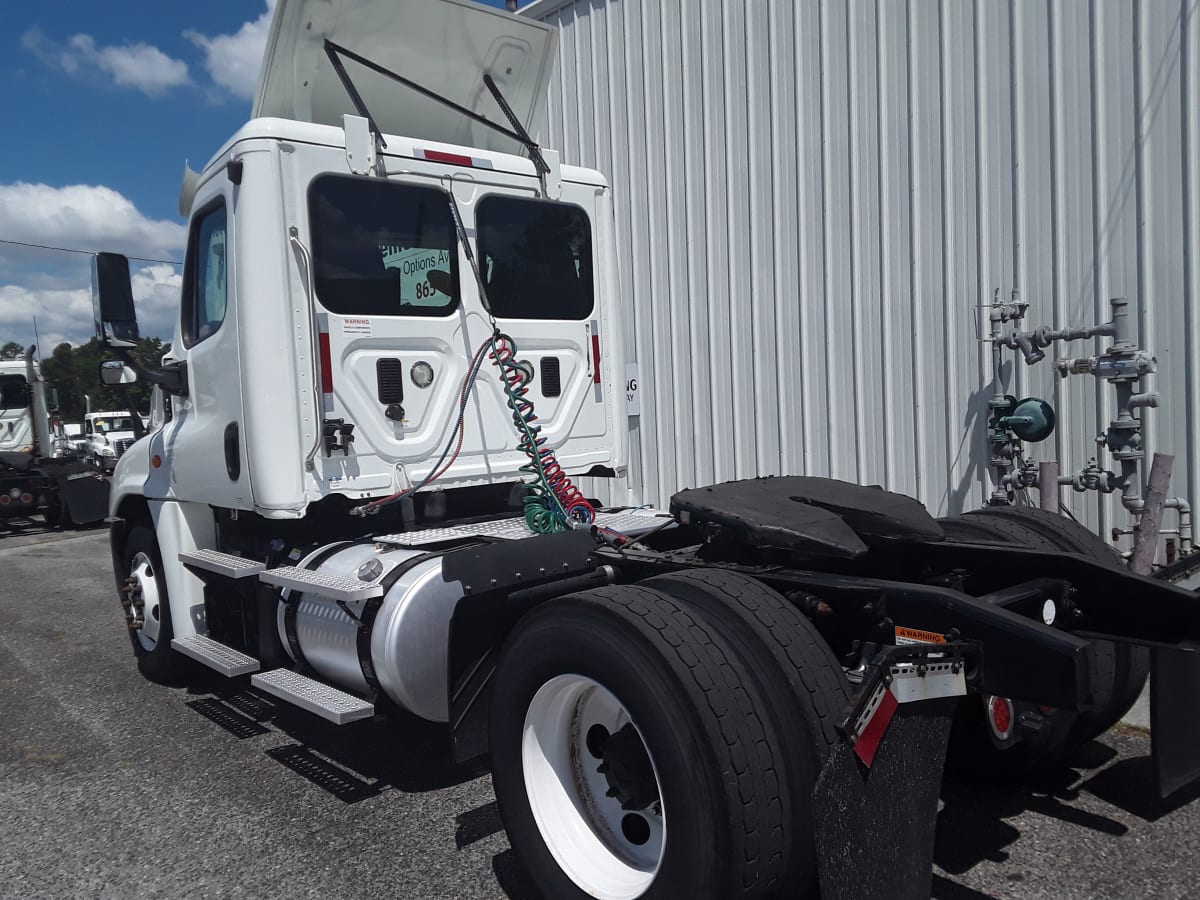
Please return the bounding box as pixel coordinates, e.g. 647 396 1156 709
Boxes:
48 387 60 411
99 360 139 386
92 252 140 348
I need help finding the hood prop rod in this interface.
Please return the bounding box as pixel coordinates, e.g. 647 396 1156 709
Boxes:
323 40 549 187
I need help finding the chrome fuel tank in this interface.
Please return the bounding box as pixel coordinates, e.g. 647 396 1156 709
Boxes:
276 541 465 722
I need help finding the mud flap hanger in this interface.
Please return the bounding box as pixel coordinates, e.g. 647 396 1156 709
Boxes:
839 639 977 767
813 640 979 900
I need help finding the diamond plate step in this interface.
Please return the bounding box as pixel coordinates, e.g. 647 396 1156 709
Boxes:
258 566 383 602
374 509 674 547
251 669 374 725
171 634 260 677
178 549 265 579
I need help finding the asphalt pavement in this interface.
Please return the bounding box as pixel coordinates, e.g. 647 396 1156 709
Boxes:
1 523 1197 899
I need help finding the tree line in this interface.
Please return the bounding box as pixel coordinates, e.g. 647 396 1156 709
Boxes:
1 338 165 422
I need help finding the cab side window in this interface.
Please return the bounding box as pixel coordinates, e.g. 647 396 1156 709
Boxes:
182 202 229 347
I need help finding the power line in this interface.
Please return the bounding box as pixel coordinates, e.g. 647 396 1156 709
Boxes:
0 237 182 266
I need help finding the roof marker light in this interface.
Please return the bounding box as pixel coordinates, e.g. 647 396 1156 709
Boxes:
415 148 494 170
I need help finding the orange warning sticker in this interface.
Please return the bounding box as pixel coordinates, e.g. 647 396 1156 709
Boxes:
894 626 947 646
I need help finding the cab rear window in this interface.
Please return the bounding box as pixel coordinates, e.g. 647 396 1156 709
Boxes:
0 375 27 407
309 176 458 316
476 196 593 320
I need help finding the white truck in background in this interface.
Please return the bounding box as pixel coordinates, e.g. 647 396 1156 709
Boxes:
88 2 1200 897
0 351 109 527
83 410 142 474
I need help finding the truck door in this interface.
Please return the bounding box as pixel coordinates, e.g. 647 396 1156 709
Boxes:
309 174 518 493
473 190 610 460
151 182 250 507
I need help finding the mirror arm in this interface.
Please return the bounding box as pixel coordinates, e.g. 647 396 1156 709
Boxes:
113 348 189 397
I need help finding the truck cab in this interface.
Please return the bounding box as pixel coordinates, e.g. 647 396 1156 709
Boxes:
0 359 35 470
0 352 107 525
92 0 629 680
98 0 624 536
84 411 140 474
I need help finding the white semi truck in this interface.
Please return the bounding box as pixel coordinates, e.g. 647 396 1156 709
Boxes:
91 2 1200 897
83 410 142 474
0 351 108 527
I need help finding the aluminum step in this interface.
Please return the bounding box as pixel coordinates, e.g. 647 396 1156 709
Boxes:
178 549 265 579
171 634 260 677
251 669 375 725
258 566 384 602
374 508 674 548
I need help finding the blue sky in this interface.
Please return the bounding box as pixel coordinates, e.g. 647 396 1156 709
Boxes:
0 0 511 350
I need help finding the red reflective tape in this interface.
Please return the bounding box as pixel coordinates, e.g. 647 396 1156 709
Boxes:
854 687 898 768
318 330 334 394
591 333 601 384
421 149 475 168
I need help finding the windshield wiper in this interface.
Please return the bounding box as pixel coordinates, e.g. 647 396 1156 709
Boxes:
323 40 550 180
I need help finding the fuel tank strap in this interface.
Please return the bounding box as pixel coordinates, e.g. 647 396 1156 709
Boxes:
353 550 444 699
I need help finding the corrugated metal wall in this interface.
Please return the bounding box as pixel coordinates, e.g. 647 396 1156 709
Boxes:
526 0 1199 546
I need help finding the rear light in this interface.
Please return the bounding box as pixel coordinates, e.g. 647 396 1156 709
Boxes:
8 487 19 499
19 493 33 505
987 695 1015 741
0 495 10 506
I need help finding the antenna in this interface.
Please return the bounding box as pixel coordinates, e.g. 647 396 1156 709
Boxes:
32 315 43 359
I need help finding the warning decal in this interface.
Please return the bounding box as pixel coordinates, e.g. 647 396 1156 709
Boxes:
343 317 372 337
894 626 946 646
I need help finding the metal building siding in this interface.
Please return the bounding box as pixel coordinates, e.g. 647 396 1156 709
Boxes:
529 0 1199 539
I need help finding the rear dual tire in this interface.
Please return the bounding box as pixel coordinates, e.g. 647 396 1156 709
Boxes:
940 506 1149 775
490 578 845 900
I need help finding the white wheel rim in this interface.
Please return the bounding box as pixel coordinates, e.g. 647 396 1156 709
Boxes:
522 674 665 900
130 551 162 651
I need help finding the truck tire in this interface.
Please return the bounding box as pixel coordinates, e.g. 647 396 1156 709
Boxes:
960 506 1149 745
940 507 1148 771
641 568 848 898
489 584 788 900
121 523 180 683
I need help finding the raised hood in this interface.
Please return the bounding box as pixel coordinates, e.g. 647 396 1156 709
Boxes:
252 0 558 152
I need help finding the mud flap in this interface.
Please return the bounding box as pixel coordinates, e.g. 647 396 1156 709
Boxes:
813 697 956 900
59 472 109 524
1151 647 1200 797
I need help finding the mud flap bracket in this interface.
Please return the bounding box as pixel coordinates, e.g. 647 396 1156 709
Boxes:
815 642 975 900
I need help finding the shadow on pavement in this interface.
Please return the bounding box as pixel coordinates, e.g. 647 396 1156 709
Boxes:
935 753 1128 877
1081 754 1200 822
181 672 488 799
456 800 505 849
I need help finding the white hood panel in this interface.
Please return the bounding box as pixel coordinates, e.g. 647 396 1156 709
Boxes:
252 0 557 152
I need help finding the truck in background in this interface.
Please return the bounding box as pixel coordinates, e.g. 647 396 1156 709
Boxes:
83 410 142 474
0 350 109 528
87 1 1200 897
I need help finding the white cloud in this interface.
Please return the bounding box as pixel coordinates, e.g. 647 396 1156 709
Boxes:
0 264 180 350
0 184 185 346
185 0 276 101
0 283 93 353
21 27 190 97
0 182 186 263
